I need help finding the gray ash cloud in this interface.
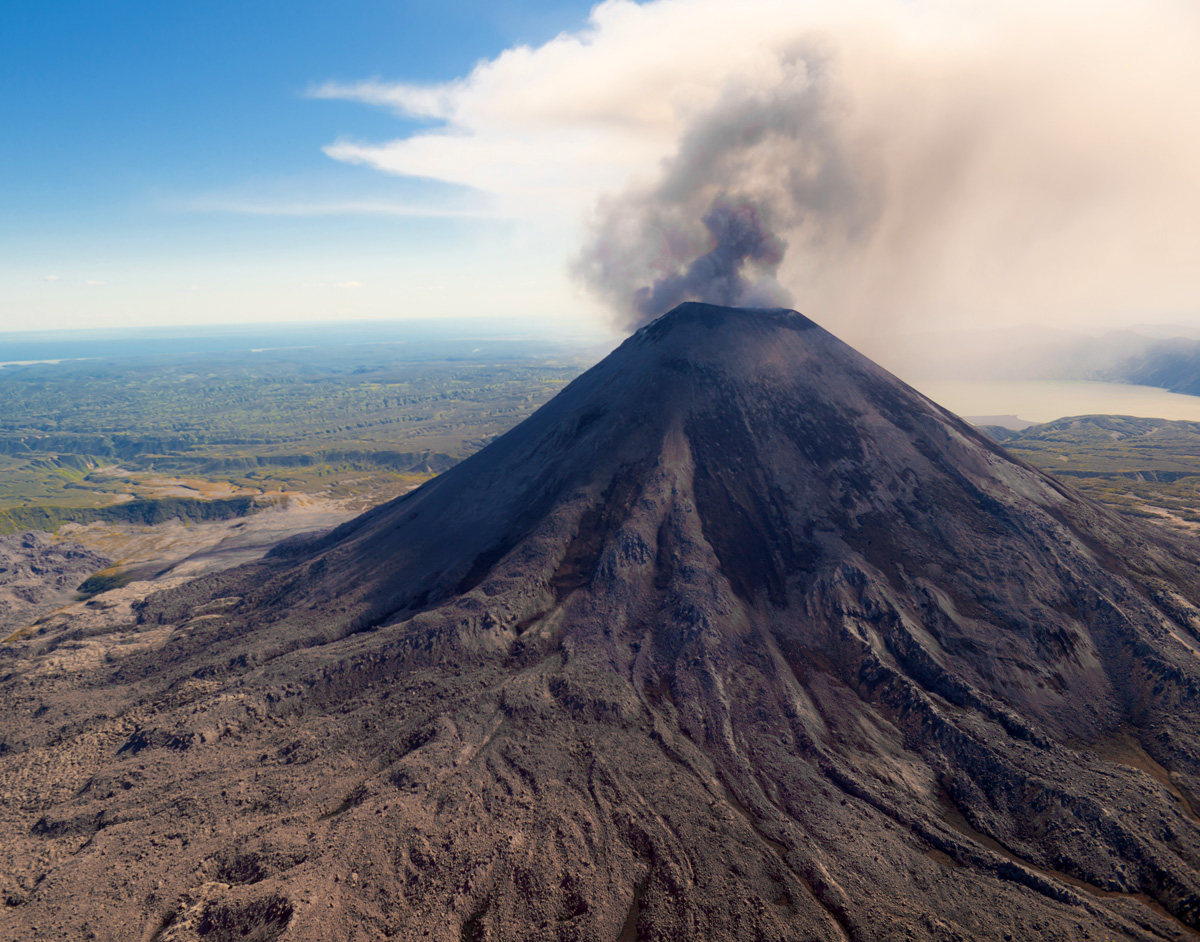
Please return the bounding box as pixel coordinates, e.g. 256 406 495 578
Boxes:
631 197 788 320
573 50 877 330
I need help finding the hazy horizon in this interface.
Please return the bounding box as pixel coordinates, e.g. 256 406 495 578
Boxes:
8 312 1200 428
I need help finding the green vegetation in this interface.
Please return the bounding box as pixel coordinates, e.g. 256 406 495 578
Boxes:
75 566 137 599
0 495 263 534
0 345 594 534
985 415 1200 530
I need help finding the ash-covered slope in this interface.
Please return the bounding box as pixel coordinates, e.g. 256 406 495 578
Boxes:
0 531 110 634
5 303 1200 942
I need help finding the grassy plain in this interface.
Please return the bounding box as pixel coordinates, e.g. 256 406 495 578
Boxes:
0 342 596 534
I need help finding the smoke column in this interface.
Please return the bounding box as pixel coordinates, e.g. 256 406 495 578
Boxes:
630 197 788 319
573 50 878 329
564 3 1200 336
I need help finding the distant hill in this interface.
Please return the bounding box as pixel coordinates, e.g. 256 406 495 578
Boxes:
980 414 1200 478
1102 339 1200 396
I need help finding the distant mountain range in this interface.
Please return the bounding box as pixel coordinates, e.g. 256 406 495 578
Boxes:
872 324 1200 396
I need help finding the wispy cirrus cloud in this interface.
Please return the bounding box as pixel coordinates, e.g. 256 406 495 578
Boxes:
308 79 461 121
170 196 501 219
37 275 107 287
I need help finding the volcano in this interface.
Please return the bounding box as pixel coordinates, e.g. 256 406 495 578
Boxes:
5 303 1200 941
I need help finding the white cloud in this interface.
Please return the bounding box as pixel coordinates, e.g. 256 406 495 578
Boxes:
176 197 500 218
309 79 462 121
42 274 61 282
313 0 1200 335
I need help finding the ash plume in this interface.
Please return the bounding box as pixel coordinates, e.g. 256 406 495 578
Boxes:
631 197 788 320
568 3 1200 338
573 50 877 330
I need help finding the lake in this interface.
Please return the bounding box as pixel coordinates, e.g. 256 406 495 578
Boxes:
911 379 1200 424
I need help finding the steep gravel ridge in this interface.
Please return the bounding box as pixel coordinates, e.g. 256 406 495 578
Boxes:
4 303 1200 941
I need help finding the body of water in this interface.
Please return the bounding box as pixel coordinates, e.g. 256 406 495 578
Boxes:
912 379 1200 424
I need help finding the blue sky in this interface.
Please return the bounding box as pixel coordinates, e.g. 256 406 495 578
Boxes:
3 0 1199 340
0 1 604 332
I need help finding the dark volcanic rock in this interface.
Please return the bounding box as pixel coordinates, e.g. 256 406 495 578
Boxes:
5 303 1200 941
0 531 110 634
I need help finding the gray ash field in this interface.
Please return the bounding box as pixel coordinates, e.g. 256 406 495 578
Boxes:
4 303 1200 940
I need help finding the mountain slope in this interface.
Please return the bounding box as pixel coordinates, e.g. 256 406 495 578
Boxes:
0 531 110 635
4 303 1200 941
